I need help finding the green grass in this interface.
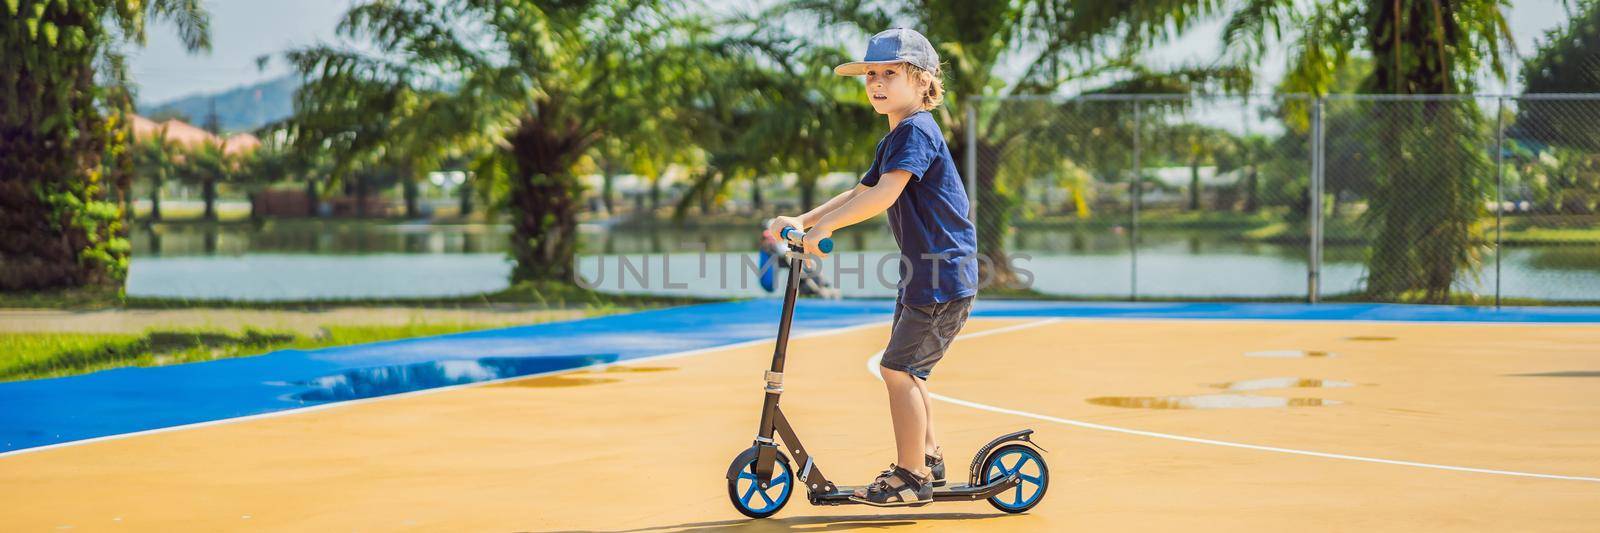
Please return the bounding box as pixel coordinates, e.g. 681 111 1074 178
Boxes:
1495 225 1600 245
0 321 575 382
0 280 721 311
1018 209 1285 230
132 203 253 222
1240 214 1600 245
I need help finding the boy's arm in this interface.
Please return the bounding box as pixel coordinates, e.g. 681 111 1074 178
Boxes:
800 185 867 228
768 184 867 238
803 170 913 255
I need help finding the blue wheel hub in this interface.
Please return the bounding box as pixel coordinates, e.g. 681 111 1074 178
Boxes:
983 446 1048 511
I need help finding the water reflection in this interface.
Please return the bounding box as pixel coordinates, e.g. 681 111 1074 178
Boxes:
493 365 678 388
1207 377 1355 391
1243 350 1335 358
1087 394 1341 409
1505 370 1600 378
277 354 618 403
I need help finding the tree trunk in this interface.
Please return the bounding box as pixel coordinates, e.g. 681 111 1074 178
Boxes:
601 170 616 216
699 171 715 215
150 171 164 221
459 176 474 216
403 173 419 218
649 176 661 213
355 173 368 218
800 177 817 211
305 179 320 217
1188 157 1201 211
1242 166 1259 213
750 175 763 212
202 177 218 221
505 116 592 283
1359 0 1480 304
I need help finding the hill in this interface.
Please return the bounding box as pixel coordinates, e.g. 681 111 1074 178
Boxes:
139 75 298 134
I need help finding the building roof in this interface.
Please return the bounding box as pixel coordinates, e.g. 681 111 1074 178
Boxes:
128 114 258 156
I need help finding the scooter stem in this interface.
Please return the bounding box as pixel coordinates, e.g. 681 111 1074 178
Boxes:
753 247 806 480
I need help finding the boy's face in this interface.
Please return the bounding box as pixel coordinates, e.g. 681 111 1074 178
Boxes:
863 63 922 115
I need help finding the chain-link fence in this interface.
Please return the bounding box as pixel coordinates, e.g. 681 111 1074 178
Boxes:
968 94 1600 306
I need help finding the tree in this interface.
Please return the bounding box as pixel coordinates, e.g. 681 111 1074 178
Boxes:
173 142 229 221
1511 0 1600 215
1 0 209 291
664 28 877 222
773 1 1248 285
1219 1 1515 302
285 0 689 283
1522 0 1600 95
1146 123 1243 211
132 136 178 221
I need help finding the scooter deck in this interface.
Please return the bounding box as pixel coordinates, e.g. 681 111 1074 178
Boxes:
809 472 1023 506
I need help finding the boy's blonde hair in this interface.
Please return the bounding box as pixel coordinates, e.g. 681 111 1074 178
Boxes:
907 63 945 111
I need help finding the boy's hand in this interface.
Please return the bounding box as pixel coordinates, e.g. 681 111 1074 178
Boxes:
802 226 833 259
768 216 803 241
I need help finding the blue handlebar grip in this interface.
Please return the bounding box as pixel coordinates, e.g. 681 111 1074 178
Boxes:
779 226 835 254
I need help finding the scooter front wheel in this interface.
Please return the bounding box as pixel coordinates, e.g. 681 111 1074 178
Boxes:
981 444 1049 513
727 451 794 519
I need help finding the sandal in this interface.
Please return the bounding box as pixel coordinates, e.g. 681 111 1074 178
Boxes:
848 463 932 507
926 447 946 487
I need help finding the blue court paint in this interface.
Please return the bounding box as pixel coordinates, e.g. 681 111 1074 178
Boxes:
3 299 1597 453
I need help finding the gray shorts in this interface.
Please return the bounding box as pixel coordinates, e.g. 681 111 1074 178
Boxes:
880 295 975 380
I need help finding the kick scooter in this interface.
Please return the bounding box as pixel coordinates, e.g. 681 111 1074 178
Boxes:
725 227 1049 519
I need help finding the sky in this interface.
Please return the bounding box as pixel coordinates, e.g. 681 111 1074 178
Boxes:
130 0 1577 106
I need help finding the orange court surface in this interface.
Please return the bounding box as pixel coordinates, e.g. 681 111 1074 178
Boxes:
3 305 1598 532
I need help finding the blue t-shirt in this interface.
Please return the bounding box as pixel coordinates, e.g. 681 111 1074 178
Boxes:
859 110 979 305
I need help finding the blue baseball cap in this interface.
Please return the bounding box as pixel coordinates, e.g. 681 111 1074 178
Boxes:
834 28 940 76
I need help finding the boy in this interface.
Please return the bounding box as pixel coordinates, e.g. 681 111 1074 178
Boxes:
767 27 977 506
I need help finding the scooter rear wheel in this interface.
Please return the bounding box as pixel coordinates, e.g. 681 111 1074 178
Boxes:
980 444 1049 513
727 451 794 519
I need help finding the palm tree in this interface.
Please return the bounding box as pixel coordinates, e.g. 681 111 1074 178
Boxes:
1219 1 1514 302
1 0 209 291
661 26 876 222
283 0 693 283
132 136 179 222
175 142 229 221
772 1 1248 285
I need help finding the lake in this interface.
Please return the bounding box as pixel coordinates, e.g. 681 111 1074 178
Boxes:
124 221 1600 303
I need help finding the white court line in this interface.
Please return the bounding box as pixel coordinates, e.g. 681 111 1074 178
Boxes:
867 318 1600 484
0 320 892 460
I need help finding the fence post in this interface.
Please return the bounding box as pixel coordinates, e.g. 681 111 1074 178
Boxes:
1131 100 1142 302
965 101 978 220
1494 96 1505 309
1308 96 1324 304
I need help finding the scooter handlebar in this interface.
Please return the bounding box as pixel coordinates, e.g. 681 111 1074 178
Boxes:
779 226 834 254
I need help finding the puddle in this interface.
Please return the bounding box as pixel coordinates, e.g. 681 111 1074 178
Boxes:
495 364 677 388
1087 394 1342 409
1505 370 1600 378
277 354 619 402
1208 377 1355 391
595 365 677 373
1244 350 1335 358
504 375 623 388
1344 336 1396 341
